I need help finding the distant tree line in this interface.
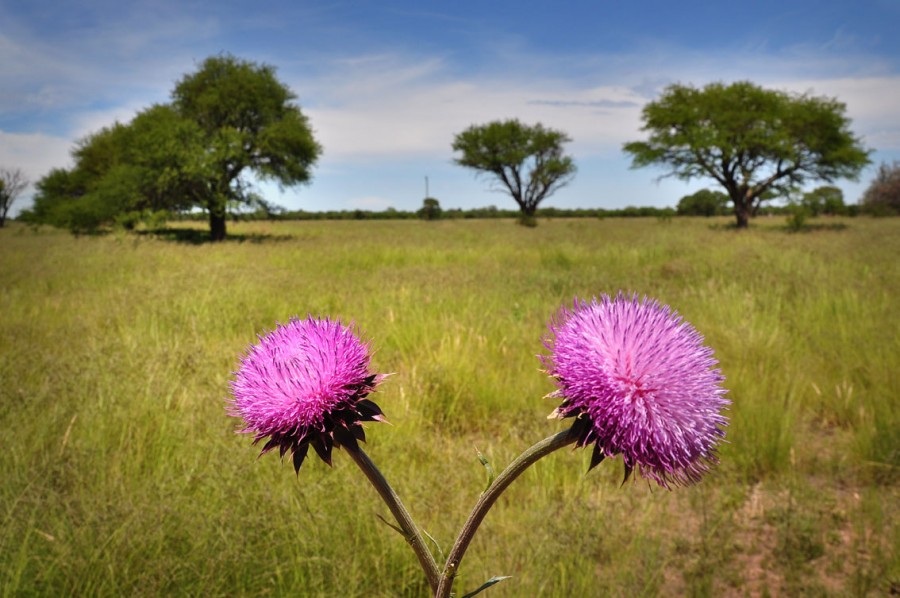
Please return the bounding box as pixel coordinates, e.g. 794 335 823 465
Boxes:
676 185 859 218
171 203 677 222
164 200 865 224
13 67 900 237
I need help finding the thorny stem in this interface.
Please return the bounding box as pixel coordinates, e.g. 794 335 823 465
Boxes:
345 445 440 593
435 427 577 598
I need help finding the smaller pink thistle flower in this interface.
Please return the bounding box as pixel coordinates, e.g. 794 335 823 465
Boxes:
230 317 387 473
541 293 729 488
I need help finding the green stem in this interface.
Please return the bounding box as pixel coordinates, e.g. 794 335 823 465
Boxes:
345 445 440 593
436 427 577 598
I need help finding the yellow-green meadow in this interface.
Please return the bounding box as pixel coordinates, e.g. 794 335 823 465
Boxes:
1 217 897 596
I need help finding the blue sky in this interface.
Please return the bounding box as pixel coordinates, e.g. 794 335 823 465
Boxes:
2 0 899 216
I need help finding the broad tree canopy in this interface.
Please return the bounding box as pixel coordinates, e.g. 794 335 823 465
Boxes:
623 81 870 228
29 54 321 240
172 55 321 240
452 119 575 225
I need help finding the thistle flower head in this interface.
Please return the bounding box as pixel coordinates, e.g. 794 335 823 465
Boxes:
230 316 386 473
542 293 729 488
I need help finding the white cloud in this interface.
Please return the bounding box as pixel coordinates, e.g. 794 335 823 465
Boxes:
295 46 900 170
0 131 72 178
0 130 73 215
301 55 647 162
0 3 217 137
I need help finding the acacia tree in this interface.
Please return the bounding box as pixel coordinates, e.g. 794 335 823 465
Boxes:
452 120 576 226
0 167 29 227
624 81 870 228
30 54 321 240
172 54 321 241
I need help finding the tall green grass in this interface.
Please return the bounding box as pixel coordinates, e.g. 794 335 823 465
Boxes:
1 217 897 596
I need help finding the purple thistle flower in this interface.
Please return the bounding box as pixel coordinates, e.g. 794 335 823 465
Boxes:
541 293 729 488
230 316 387 473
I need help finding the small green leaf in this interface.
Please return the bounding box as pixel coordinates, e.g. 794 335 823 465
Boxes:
423 528 445 563
461 575 513 598
475 447 496 493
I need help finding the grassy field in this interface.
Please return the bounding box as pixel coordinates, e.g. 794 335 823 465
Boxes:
1 216 898 597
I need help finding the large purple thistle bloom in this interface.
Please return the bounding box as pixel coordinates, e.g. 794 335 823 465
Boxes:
230 317 386 473
542 293 729 488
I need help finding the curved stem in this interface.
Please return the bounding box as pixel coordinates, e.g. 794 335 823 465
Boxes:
345 445 440 593
436 427 577 598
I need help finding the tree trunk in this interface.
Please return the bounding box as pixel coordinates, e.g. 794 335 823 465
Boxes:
209 209 226 241
731 190 752 229
734 204 751 228
517 204 538 227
